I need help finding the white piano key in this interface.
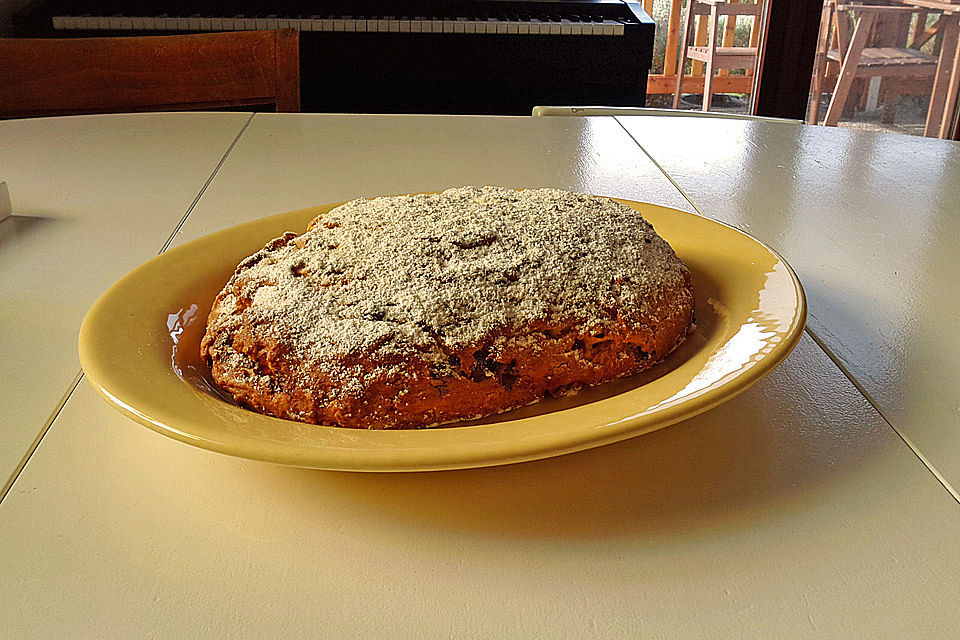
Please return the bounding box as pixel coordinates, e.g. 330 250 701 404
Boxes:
550 21 562 35
560 19 572 35
319 18 333 31
602 20 618 35
333 18 345 31
409 19 421 33
343 19 356 32
389 19 400 32
462 20 475 34
430 19 444 33
254 18 267 29
399 19 411 32
517 22 529 35
443 20 455 33
107 16 120 29
507 21 518 34
51 15 65 29
454 19 465 33
187 17 200 30
175 17 188 30
613 20 625 35
528 19 542 35
118 16 134 29
497 21 508 34
93 16 108 29
197 17 211 30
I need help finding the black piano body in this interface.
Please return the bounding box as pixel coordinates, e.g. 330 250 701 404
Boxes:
13 1 655 115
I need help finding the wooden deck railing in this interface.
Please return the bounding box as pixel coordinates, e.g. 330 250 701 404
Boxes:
646 0 762 95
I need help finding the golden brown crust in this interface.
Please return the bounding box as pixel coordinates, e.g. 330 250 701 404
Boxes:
201 187 694 429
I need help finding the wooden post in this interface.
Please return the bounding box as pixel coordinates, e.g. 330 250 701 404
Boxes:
643 0 654 18
808 0 835 124
823 11 877 126
719 2 739 76
939 24 960 138
692 14 709 75
746 1 763 76
664 0 685 76
703 5 721 110
911 9 929 46
673 0 698 106
928 18 960 137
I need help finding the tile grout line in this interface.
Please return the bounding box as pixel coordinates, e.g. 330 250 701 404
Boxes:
157 112 256 254
611 116 708 218
613 115 960 507
805 327 960 505
0 371 83 502
0 113 257 506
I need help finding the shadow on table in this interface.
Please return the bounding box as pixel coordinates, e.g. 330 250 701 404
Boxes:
285 337 890 540
0 214 68 251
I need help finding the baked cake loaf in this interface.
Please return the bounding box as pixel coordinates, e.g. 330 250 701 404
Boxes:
201 187 694 429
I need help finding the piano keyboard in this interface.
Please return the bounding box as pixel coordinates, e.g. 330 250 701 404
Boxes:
50 15 627 36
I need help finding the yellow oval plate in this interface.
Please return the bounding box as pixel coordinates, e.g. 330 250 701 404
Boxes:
79 198 805 472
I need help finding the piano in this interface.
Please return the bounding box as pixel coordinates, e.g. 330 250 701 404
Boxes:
12 1 655 115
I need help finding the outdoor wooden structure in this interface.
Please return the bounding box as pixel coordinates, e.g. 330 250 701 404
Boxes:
672 0 766 110
901 0 960 137
808 2 937 126
0 30 300 119
645 0 765 96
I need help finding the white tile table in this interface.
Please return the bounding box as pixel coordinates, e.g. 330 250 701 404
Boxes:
1 112 958 638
